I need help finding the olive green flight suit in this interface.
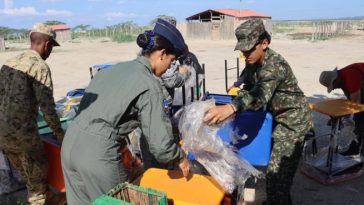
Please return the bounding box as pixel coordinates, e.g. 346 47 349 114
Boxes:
61 56 184 205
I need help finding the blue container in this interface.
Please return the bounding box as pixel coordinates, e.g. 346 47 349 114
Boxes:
218 111 272 166
66 88 85 97
189 93 273 167
206 93 234 105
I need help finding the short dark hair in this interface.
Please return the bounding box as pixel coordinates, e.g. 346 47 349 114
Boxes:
136 32 176 57
257 31 271 44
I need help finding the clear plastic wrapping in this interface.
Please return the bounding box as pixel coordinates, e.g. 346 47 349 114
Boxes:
178 100 263 193
303 118 362 175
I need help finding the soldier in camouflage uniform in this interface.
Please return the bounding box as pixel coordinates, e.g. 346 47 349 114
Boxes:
0 23 64 205
204 18 313 204
157 15 203 111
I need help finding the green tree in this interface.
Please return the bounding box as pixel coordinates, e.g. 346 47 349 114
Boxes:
72 24 91 32
0 27 12 37
43 20 66 25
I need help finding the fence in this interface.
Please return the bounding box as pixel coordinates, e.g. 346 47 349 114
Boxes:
0 37 5 51
272 20 361 41
73 25 150 43
311 21 352 41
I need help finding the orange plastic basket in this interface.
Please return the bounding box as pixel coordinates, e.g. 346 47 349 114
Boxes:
42 137 65 192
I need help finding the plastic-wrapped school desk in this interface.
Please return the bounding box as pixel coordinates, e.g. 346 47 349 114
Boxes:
133 168 225 205
302 99 364 185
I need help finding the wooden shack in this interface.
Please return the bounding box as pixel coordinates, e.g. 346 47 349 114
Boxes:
50 24 72 42
186 9 271 40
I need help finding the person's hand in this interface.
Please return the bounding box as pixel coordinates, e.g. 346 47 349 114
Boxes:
178 65 189 75
178 156 190 178
203 104 236 126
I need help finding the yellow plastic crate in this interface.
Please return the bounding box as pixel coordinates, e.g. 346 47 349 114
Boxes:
133 168 225 205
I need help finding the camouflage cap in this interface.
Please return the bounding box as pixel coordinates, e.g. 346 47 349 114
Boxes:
30 23 60 46
234 18 265 51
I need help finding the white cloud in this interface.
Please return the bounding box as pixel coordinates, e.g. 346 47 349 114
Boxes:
1 7 72 16
2 7 39 15
45 9 72 16
105 11 136 20
1 0 72 16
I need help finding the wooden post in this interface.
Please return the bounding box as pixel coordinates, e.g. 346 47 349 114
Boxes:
202 64 206 96
0 37 5 52
225 60 228 92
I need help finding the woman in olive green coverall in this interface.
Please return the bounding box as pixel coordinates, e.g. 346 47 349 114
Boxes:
61 19 190 205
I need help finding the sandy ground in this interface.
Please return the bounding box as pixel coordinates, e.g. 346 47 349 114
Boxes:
1 31 364 204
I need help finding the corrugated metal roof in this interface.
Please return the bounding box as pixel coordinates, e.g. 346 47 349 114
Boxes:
216 9 270 18
186 9 271 20
50 24 70 31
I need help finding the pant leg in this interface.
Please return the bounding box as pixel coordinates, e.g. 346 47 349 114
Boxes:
1 135 48 205
61 128 91 205
61 126 128 205
265 123 305 205
349 112 364 153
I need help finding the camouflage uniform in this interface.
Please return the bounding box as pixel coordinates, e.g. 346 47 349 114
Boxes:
0 24 63 205
232 19 313 204
159 63 190 108
157 15 191 111
156 15 203 108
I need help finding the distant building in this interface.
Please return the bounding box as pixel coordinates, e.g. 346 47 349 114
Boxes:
50 24 72 42
0 37 5 52
185 9 272 40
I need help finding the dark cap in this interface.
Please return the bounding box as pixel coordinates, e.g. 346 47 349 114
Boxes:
153 18 186 56
234 18 266 51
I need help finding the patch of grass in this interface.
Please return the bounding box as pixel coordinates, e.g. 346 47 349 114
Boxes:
272 27 295 34
111 34 136 43
289 32 312 40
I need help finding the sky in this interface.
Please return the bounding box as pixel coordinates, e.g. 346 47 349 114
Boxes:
1 0 364 29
